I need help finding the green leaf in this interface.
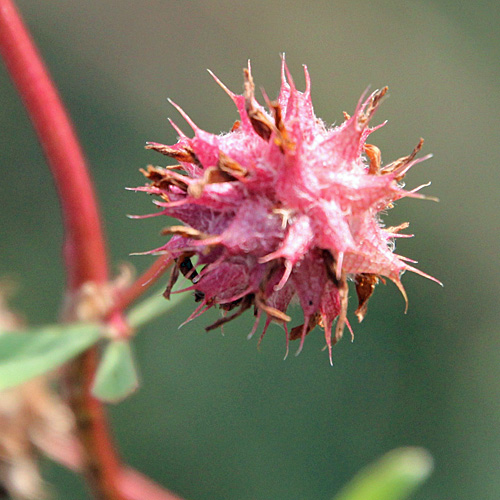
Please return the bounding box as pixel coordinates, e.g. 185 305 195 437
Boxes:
91 340 139 403
127 289 187 329
332 448 433 500
0 323 102 391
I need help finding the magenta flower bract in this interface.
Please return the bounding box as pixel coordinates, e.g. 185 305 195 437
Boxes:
135 60 440 363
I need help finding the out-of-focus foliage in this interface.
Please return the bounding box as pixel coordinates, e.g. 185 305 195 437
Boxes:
333 448 433 500
92 339 138 403
0 1 498 499
0 323 101 390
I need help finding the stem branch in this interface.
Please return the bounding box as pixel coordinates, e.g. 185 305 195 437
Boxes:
112 255 173 315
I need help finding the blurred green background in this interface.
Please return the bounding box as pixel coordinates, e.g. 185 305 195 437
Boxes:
1 0 499 499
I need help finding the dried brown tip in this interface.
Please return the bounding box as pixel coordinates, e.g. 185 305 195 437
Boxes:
382 138 424 179
359 87 388 127
255 294 291 323
161 225 209 240
322 250 340 286
217 152 248 178
289 313 321 341
188 154 246 198
393 279 409 314
354 273 380 322
269 101 295 153
205 295 254 331
244 68 274 142
385 222 410 234
364 144 382 175
145 142 198 164
188 168 228 198
141 165 189 193
334 272 349 341
163 263 180 299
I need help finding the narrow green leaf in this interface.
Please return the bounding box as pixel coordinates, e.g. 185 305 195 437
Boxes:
0 323 102 391
91 340 139 403
127 289 187 329
332 448 433 500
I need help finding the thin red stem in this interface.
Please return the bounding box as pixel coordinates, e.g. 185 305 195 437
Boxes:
111 255 174 315
0 4 185 499
66 351 124 500
0 0 107 289
0 1 120 498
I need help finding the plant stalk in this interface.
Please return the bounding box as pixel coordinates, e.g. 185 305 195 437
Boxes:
1 2 120 498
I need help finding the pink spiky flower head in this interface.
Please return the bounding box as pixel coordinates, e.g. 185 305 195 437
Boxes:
135 59 440 364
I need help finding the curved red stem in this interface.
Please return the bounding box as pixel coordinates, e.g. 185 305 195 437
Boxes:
0 0 108 289
0 1 123 498
0 2 183 499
